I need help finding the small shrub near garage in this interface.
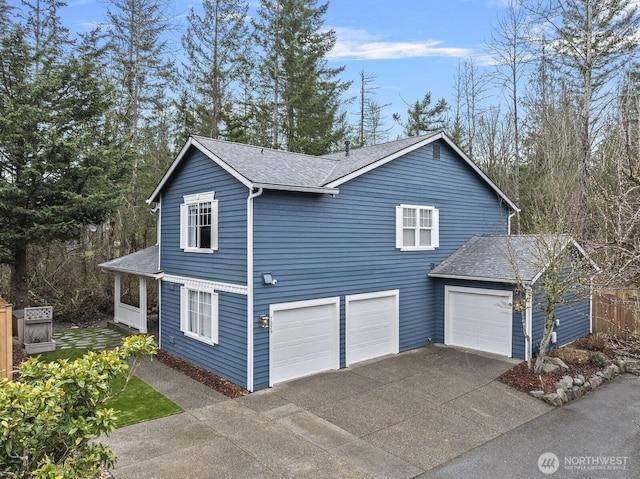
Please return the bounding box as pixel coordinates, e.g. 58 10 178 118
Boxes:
553 347 590 365
0 335 156 479
589 351 609 368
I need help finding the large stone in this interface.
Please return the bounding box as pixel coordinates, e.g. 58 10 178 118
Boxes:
623 358 640 375
590 375 603 389
615 359 626 373
602 365 616 380
573 377 584 387
543 393 563 407
583 381 592 391
529 390 545 399
554 376 574 391
541 362 561 374
556 387 568 403
572 385 584 399
576 374 585 383
545 356 569 371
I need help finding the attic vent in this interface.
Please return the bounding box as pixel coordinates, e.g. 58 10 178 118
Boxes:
433 144 440 160
345 140 351 156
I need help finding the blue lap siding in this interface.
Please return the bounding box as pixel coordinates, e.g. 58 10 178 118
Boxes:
251 141 510 389
158 146 250 388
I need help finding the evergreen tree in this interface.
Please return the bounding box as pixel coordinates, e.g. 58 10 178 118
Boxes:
393 92 448 137
0 0 127 308
252 0 350 155
182 0 251 140
105 0 176 253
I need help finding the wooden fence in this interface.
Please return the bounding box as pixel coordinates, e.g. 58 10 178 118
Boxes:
0 297 12 379
593 289 640 339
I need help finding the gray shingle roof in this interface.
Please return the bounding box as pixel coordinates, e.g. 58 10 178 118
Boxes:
99 245 161 277
429 234 572 284
192 136 339 188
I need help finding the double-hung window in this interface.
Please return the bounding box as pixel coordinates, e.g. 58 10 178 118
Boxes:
180 285 218 344
396 205 439 250
180 192 218 252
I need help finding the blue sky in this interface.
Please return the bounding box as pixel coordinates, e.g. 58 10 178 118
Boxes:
8 0 510 137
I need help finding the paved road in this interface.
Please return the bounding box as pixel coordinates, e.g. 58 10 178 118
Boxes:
419 374 640 479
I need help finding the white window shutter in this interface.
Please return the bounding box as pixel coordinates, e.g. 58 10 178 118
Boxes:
179 286 187 332
211 292 219 344
211 200 219 251
432 208 440 248
179 203 187 250
395 206 403 249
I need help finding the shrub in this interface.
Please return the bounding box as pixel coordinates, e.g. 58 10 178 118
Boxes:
0 335 156 478
585 332 609 351
554 347 590 365
589 351 608 368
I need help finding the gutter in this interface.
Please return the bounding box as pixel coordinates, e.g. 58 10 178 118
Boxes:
246 187 263 392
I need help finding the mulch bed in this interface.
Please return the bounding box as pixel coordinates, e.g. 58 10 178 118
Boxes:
497 359 601 394
155 349 248 398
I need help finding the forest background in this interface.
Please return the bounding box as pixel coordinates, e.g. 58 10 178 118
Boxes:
0 0 638 319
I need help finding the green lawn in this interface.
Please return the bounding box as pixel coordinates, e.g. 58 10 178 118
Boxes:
29 340 183 428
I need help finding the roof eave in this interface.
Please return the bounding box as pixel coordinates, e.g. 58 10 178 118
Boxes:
252 182 339 195
99 266 164 279
428 272 532 285
147 136 253 204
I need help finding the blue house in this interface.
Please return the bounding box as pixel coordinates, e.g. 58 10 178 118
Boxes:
100 132 593 391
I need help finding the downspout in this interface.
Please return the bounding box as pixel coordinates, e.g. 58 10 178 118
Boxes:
525 286 533 362
247 187 264 392
508 211 516 235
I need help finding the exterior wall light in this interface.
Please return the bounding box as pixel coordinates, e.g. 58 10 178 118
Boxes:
260 316 269 328
262 273 277 285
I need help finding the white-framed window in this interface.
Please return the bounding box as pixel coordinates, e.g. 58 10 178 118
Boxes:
180 285 218 344
180 192 218 253
396 204 439 250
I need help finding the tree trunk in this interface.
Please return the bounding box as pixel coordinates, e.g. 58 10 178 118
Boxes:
11 245 29 309
533 306 556 374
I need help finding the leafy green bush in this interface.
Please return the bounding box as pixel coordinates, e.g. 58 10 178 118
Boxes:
0 335 156 478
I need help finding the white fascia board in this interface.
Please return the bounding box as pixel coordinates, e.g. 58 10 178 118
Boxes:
252 182 339 195
100 267 164 280
147 136 253 203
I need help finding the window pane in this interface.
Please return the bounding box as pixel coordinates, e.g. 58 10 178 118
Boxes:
199 202 212 249
420 209 432 228
188 290 198 333
200 292 212 339
187 205 198 247
403 229 415 247
403 208 416 227
419 229 432 247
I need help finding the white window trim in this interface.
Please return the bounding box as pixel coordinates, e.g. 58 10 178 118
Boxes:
395 204 439 251
180 191 218 253
180 285 219 345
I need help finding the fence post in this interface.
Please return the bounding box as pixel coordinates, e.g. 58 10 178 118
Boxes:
0 297 13 380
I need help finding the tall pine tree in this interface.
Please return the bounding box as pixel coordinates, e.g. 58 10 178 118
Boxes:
0 0 127 308
252 0 350 155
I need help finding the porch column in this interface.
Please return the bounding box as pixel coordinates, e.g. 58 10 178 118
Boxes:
114 273 121 324
139 276 148 334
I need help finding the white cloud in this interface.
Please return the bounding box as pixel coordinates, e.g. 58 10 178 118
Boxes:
327 27 472 61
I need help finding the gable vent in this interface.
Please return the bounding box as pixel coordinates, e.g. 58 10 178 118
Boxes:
433 144 440 160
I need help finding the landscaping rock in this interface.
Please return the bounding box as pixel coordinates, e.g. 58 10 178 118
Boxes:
529 390 545 398
590 375 603 389
556 387 568 403
541 362 561 374
576 374 585 383
583 381 591 391
572 385 584 399
602 365 616 380
615 359 626 373
554 376 574 391
623 358 640 375
545 356 569 371
573 377 584 387
543 392 563 407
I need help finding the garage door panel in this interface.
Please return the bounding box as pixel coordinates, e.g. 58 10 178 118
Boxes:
446 287 512 357
346 291 399 366
270 299 339 386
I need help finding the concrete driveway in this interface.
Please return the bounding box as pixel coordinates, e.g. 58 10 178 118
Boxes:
103 345 551 478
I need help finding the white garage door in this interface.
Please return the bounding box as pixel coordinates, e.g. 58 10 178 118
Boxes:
269 297 340 386
445 286 513 357
346 290 399 366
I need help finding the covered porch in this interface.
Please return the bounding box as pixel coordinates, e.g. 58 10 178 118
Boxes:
99 245 162 334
